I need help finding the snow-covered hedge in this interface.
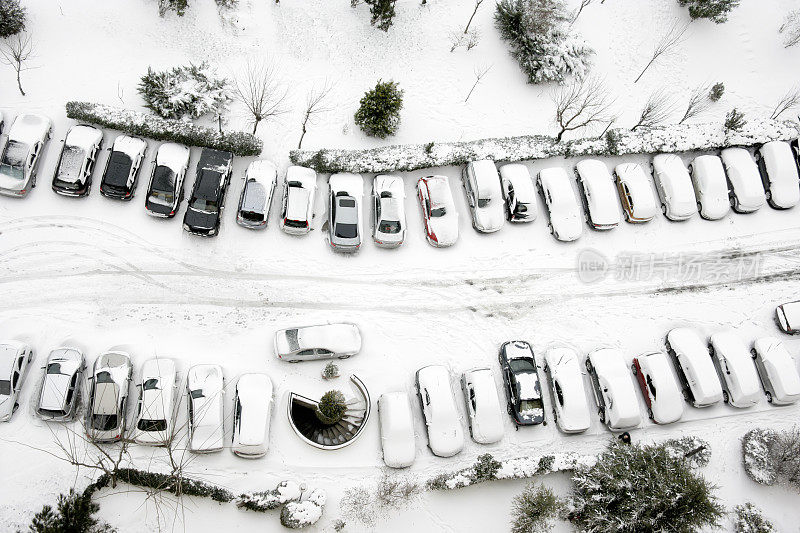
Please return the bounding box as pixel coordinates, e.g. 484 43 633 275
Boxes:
236 480 305 512
92 468 235 503
65 101 262 156
290 119 799 173
742 428 779 486
237 480 327 529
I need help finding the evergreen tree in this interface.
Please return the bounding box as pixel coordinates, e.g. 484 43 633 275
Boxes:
354 80 404 138
709 82 725 102
733 503 775 533
678 0 739 24
316 390 348 424
365 0 397 31
511 482 563 533
0 0 26 38
138 62 232 121
25 489 113 533
724 108 746 132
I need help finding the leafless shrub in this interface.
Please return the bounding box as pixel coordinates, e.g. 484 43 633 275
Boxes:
234 60 289 134
298 80 334 149
464 64 492 103
779 10 800 48
634 20 690 83
551 76 615 141
376 476 421 507
679 83 714 124
632 88 677 130
571 0 594 24
769 86 800 120
0 32 34 96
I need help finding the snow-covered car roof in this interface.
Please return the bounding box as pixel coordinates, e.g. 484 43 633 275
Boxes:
758 141 800 209
417 365 464 456
709 331 762 402
588 348 641 429
198 148 233 172
689 155 730 220
378 391 416 468
538 167 582 241
138 358 176 422
39 348 83 412
275 323 362 358
652 154 697 219
155 142 190 171
65 125 102 150
7 114 51 145
463 367 504 444
666 327 722 406
752 337 800 403
720 148 766 211
576 159 621 228
235 373 273 447
285 167 316 223
374 175 404 198
329 172 364 197
111 135 147 158
0 341 27 376
635 352 683 424
543 346 591 433
614 163 658 220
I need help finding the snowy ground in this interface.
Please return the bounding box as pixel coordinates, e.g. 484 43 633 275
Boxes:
1 0 800 532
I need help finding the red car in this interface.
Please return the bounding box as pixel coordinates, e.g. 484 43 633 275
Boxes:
416 175 459 247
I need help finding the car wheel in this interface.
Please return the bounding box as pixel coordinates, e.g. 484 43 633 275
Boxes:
552 408 557 421
548 223 553 235
507 404 513 416
708 345 715 357
722 390 729 404
750 349 758 359
598 409 605 424
585 359 593 373
543 363 549 373
661 204 666 215
648 408 654 420
766 391 773 403
31 174 37 188
682 388 691 402
631 363 638 376
697 201 702 212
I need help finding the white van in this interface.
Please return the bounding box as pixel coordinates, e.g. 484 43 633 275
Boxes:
751 337 800 405
187 364 225 453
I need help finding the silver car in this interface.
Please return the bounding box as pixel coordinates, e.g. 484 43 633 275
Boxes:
280 166 317 235
0 114 53 197
0 341 33 422
237 160 277 229
36 347 85 421
328 173 363 252
372 175 406 248
274 323 362 362
86 351 132 442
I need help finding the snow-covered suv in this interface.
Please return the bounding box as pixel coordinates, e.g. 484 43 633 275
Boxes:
0 114 52 197
51 125 103 197
462 159 504 233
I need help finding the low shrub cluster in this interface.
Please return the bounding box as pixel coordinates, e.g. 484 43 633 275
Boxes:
236 480 304 512
24 489 115 533
742 427 800 490
138 62 232 121
65 101 263 157
510 482 563 533
733 502 775 533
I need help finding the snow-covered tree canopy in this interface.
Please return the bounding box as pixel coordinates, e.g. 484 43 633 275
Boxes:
138 62 233 121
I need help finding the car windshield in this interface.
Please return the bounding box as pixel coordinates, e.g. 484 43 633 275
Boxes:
47 363 65 375
335 223 358 239
137 419 167 432
56 146 85 182
106 151 133 184
477 198 491 208
0 140 28 180
430 206 447 217
143 378 160 391
0 380 10 395
284 219 308 229
190 389 205 400
149 166 176 205
378 220 401 234
92 414 118 431
241 210 264 222
516 203 528 213
509 358 535 373
520 398 543 411
190 197 218 212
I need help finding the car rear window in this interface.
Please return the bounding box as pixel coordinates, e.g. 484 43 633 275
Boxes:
339 198 356 208
379 220 401 234
92 414 118 431
335 223 358 239
138 419 167 432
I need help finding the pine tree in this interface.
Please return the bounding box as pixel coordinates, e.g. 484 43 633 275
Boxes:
0 0 26 38
26 489 113 533
138 62 232 121
709 82 725 102
354 80 404 138
365 0 397 31
678 0 740 24
316 390 348 424
510 482 563 533
733 502 775 533
724 108 746 132
159 0 189 16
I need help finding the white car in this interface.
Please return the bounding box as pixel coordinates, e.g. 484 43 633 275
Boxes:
0 341 33 422
776 301 800 334
280 165 317 235
632 352 684 424
665 327 723 408
720 148 766 213
187 364 225 453
614 163 658 223
237 160 277 229
0 114 52 197
585 348 642 431
274 323 362 362
462 159 505 233
416 365 464 457
499 163 537 222
144 142 191 218
542 346 591 434
134 358 177 445
708 331 761 408
231 373 273 458
328 172 364 252
51 125 103 197
417 175 459 247
461 368 504 444
537 167 582 242
688 155 730 220
37 347 85 421
751 337 800 405
575 159 621 230
378 391 416 468
87 351 132 442
372 175 406 248
755 141 800 209
652 154 697 221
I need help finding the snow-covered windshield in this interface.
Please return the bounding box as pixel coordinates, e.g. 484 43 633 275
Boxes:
430 206 447 217
56 146 85 182
477 198 491 208
520 398 543 411
47 363 65 375
379 220 401 234
0 380 10 395
0 140 28 179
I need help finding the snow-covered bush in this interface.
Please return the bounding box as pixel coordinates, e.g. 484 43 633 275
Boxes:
742 427 800 490
280 488 326 529
570 441 724 532
316 390 347 424
494 0 593 84
376 476 421 507
725 108 747 132
510 482 563 533
709 82 725 102
0 0 25 38
780 10 800 48
663 435 711 468
678 0 740 24
27 489 114 533
65 101 262 156
354 80 404 139
733 502 775 533
159 0 188 16
363 0 397 31
322 362 340 380
138 62 232 121
472 453 502 482
236 481 304 512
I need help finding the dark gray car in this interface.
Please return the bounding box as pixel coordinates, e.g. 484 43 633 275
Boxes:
183 149 233 237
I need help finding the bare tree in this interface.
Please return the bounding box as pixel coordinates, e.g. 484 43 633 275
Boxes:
298 81 334 149
463 0 484 34
464 64 492 103
769 86 800 120
632 88 676 130
551 76 615 142
234 60 289 134
779 9 800 48
0 33 34 96
678 83 713 124
571 0 593 25
634 20 689 83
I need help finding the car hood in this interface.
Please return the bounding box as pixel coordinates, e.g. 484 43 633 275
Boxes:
428 425 464 457
0 172 28 191
473 203 505 232
0 396 13 419
184 207 218 231
427 215 458 246
552 210 582 241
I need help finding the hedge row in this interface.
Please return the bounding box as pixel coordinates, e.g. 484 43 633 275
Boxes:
91 468 234 503
65 101 263 157
289 119 800 174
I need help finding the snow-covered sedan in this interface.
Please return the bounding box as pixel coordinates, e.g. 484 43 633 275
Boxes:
537 167 582 241
708 331 761 408
585 348 641 431
417 175 459 247
461 367 504 444
36 347 85 421
632 352 684 424
274 323 362 362
416 365 464 457
652 154 697 221
134 358 177 445
51 125 103 197
0 341 33 422
575 159 621 230
372 175 406 248
720 148 766 213
99 135 147 200
751 337 800 405
462 159 504 233
688 155 730 220
144 142 191 218
755 141 800 209
614 163 658 223
542 346 591 433
499 163 537 222
232 373 273 458
237 160 277 229
280 166 317 235
328 173 363 252
665 327 723 408
776 301 800 334
87 351 132 442
187 364 225 453
0 114 52 197
498 341 544 426
183 149 234 236
378 391 416 468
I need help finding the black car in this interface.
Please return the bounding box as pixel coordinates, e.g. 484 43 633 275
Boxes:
498 340 545 426
183 148 233 237
99 135 148 200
